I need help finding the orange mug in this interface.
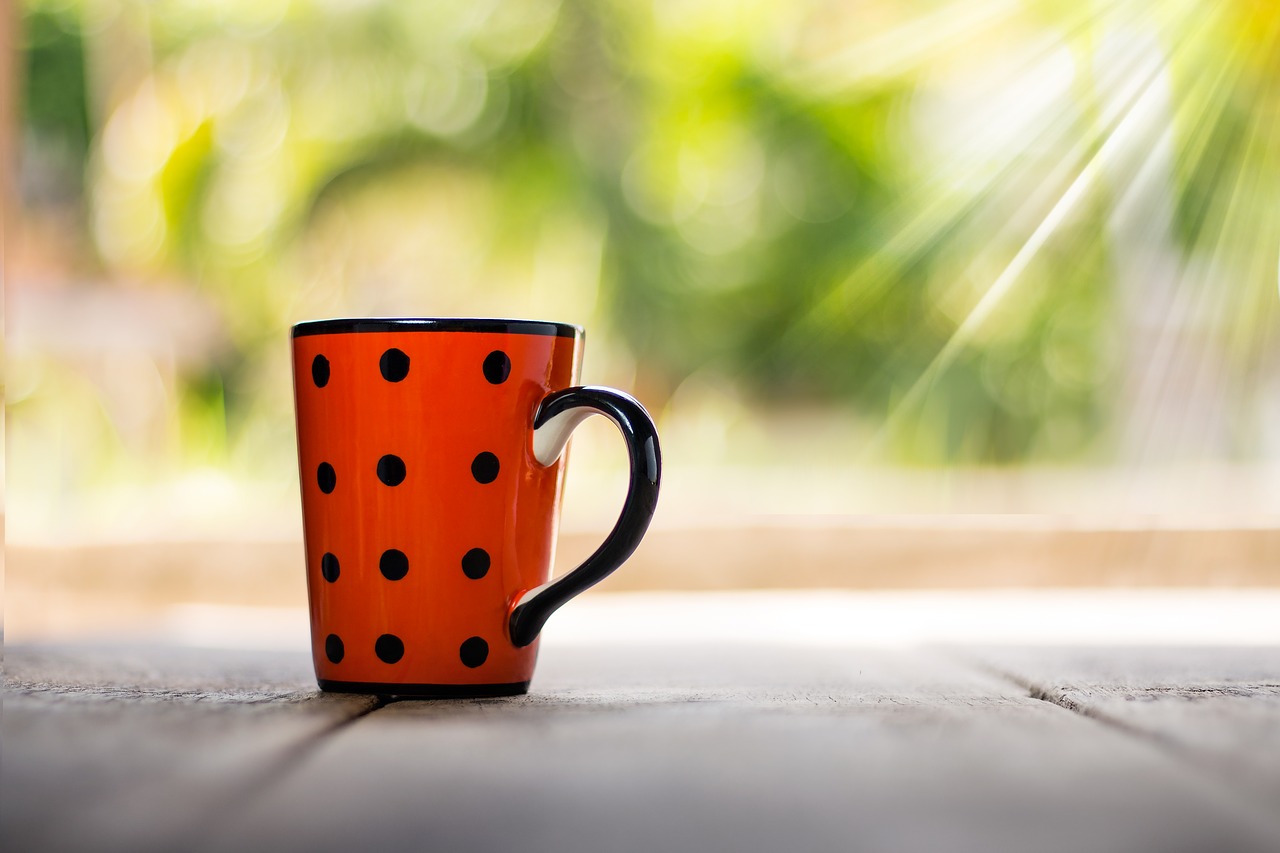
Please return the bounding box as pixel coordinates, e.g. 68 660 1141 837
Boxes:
291 318 661 697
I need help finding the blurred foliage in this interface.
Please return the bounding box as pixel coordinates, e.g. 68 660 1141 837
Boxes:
22 4 88 154
12 0 1280 508
21 1 90 201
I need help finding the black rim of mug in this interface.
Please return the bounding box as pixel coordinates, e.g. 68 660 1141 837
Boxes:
292 318 582 339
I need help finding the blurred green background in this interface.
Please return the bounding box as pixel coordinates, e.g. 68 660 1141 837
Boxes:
10 0 1280 540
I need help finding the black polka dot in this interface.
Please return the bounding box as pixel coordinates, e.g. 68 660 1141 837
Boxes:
311 354 330 388
461 548 490 579
380 549 409 581
377 454 406 486
325 634 344 663
471 452 499 484
483 350 511 384
460 637 489 668
380 348 410 382
375 633 404 664
317 462 337 493
321 552 340 582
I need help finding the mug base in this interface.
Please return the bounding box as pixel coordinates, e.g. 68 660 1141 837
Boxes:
318 678 530 698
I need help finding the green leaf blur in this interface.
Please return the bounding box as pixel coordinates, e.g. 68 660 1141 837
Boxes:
13 0 1279 517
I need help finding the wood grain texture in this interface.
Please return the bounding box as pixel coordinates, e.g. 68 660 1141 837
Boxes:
964 645 1280 823
2 645 377 853
199 645 1280 853
7 642 1280 853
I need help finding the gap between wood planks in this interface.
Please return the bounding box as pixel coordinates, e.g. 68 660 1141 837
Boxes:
172 695 390 848
961 655 1280 836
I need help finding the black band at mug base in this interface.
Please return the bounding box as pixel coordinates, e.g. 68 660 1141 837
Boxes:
318 679 531 698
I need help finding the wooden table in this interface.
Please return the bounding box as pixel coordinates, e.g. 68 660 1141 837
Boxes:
5 592 1279 853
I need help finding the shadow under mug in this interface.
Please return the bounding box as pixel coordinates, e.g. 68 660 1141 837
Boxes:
291 318 661 697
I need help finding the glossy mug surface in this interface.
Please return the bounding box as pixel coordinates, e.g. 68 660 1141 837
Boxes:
292 318 660 697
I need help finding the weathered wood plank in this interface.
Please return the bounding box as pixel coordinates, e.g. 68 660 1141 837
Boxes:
2 645 377 853
198 644 1280 853
963 645 1280 819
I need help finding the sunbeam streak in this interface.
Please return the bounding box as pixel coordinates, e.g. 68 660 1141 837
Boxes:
864 1 1255 459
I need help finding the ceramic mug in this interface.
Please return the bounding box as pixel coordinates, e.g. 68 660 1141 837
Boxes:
291 318 661 697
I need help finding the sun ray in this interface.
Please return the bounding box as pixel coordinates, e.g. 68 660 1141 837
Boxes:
1179 15 1280 462
777 0 1158 347
795 0 1027 95
1108 11 1262 469
767 0 1198 425
1124 10 1280 468
862 2 1226 459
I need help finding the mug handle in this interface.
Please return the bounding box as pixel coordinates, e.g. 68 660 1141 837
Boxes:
507 386 662 647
